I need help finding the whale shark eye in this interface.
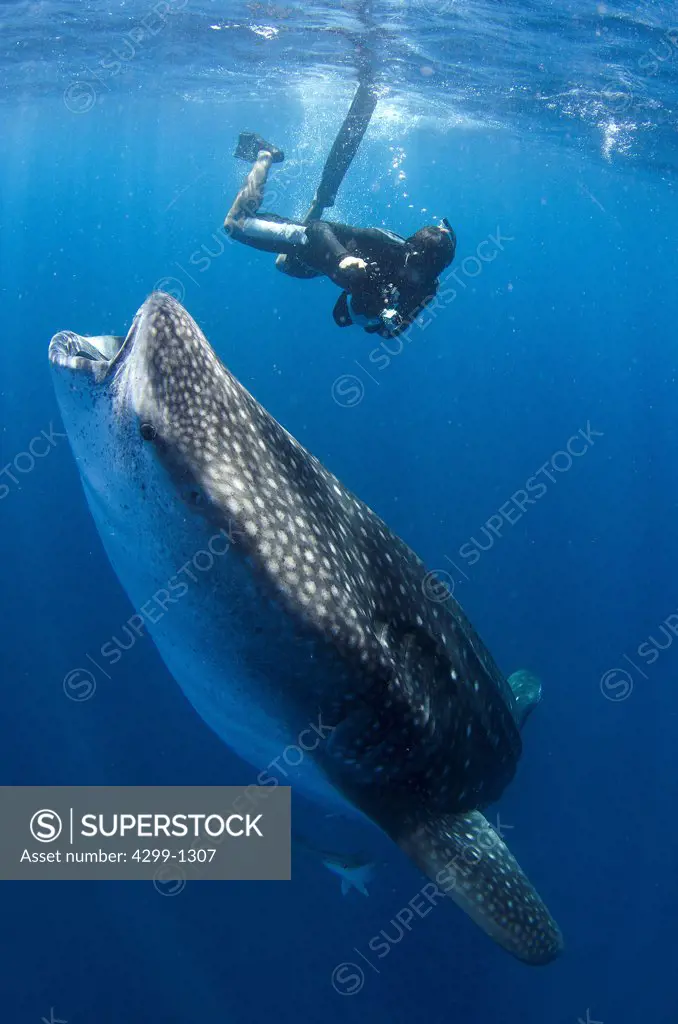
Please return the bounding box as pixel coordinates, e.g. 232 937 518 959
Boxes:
140 422 157 441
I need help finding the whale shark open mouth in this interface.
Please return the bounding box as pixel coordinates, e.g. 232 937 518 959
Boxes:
48 327 134 376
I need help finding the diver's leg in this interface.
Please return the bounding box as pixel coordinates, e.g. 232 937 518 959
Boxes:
224 150 274 233
225 137 309 258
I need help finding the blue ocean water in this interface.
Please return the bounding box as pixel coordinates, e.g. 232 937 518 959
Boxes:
2 0 678 1020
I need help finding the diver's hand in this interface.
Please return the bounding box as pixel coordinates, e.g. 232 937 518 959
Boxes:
338 256 367 273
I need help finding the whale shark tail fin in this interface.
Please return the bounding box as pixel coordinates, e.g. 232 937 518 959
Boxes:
395 810 562 965
507 669 542 729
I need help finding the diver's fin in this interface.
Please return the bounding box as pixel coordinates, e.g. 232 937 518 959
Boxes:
395 811 562 965
275 80 377 274
507 669 542 729
234 132 284 164
312 81 378 213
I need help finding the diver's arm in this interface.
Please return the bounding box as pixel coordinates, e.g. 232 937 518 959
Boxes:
306 221 377 289
335 225 406 255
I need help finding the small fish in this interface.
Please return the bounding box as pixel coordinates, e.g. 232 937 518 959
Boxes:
293 833 374 896
322 852 375 897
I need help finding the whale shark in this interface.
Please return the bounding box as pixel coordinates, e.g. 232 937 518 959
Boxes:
48 292 562 965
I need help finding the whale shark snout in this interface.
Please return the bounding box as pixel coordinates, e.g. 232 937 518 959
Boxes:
48 292 563 965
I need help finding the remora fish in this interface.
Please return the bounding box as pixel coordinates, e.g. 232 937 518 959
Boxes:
48 292 562 965
292 833 375 896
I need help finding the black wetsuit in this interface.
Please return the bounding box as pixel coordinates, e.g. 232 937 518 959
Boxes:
304 220 437 336
235 212 438 337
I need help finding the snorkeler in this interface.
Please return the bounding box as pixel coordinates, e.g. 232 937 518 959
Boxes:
224 131 456 338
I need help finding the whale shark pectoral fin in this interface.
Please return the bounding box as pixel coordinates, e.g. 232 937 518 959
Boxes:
507 669 542 729
395 810 562 965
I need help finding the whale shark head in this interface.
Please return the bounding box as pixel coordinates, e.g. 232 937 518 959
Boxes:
49 292 562 965
48 294 260 602
48 295 232 525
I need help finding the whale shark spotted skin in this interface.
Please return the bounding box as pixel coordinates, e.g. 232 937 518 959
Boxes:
49 292 562 965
